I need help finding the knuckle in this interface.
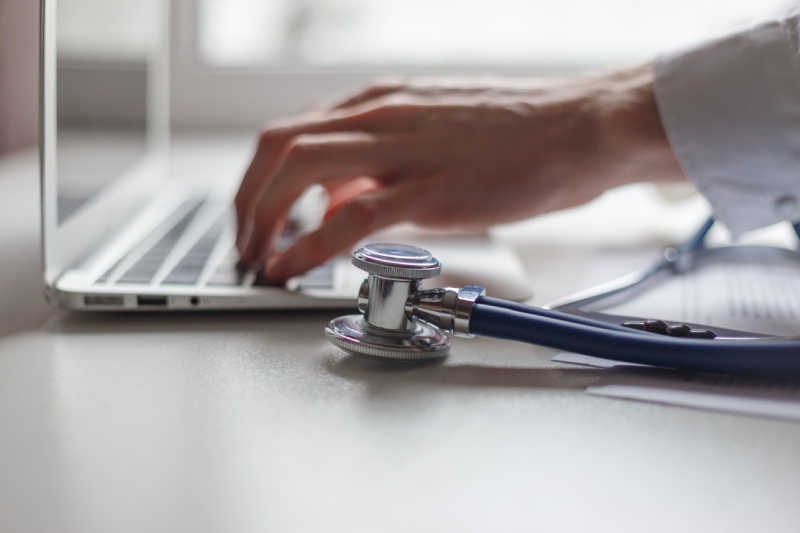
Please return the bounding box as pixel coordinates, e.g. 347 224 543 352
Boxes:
366 97 416 119
378 98 407 111
283 134 321 163
257 128 283 151
369 77 405 93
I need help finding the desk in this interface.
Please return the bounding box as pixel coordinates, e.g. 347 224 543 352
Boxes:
1 148 799 533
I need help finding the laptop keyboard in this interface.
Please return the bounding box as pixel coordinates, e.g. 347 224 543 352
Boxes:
162 210 228 285
96 199 334 290
114 203 204 284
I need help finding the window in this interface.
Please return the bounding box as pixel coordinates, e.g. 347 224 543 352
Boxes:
57 0 158 61
197 0 790 69
56 0 792 128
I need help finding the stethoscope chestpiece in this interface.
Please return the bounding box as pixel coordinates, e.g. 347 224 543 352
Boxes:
351 243 442 281
325 243 452 361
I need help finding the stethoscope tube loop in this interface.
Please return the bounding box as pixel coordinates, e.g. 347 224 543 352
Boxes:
470 301 800 378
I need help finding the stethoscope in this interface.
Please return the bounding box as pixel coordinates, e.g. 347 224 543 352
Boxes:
325 218 800 378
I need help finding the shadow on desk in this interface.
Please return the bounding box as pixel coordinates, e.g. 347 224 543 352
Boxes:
325 351 601 392
46 308 344 335
47 309 602 393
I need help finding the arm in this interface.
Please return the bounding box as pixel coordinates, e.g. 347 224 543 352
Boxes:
235 65 686 282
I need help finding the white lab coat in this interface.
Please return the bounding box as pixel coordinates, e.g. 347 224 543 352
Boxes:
654 7 800 237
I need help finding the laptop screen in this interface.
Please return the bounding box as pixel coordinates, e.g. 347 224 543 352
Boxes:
55 0 156 224
41 0 169 285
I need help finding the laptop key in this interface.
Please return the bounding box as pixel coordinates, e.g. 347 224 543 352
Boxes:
161 211 228 286
163 270 201 285
117 271 158 284
206 247 248 286
177 255 208 267
207 267 247 286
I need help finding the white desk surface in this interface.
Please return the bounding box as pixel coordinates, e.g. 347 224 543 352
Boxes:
1 147 799 533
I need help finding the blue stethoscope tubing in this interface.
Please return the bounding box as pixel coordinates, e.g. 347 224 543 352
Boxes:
470 298 800 378
467 218 800 379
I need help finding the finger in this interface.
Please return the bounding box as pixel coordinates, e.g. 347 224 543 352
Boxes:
235 101 421 248
234 109 391 247
323 177 380 221
241 132 401 265
234 144 275 255
265 186 414 282
235 116 359 245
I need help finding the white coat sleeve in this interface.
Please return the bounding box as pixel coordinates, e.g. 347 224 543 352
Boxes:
653 9 800 237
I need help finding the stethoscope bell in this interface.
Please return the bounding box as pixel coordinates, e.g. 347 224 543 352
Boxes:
325 243 452 361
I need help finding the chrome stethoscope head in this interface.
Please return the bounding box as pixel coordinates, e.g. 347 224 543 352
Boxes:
325 243 485 361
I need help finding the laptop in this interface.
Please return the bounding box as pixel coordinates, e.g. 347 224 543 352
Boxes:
39 0 531 311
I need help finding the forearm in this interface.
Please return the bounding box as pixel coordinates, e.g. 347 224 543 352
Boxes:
590 64 688 189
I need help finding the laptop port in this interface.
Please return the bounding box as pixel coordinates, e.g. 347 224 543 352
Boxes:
137 295 168 307
85 295 124 306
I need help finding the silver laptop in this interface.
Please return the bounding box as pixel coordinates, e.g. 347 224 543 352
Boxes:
39 0 531 311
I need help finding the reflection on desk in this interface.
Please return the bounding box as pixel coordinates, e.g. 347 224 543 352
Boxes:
1 149 799 533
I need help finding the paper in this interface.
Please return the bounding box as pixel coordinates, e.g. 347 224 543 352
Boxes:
554 352 800 421
550 243 800 421
597 257 800 337
552 351 637 370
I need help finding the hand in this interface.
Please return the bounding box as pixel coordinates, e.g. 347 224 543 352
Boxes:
235 64 685 282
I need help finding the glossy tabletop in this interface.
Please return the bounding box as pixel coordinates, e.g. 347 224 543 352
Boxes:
1 147 799 533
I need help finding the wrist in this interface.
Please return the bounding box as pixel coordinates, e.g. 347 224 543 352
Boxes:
592 64 687 187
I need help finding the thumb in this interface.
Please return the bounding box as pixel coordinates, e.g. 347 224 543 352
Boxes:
265 186 411 282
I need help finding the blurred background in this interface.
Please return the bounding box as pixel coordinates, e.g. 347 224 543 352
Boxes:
194 0 785 67
0 0 38 154
0 0 790 154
